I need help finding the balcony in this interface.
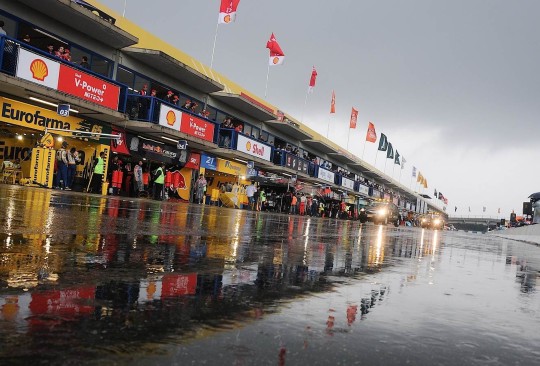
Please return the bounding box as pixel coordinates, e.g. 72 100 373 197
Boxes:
211 92 276 122
0 35 128 123
16 0 138 49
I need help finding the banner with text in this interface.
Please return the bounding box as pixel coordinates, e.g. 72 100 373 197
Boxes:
236 134 272 161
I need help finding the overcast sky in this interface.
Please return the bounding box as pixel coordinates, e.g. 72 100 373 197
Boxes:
99 0 540 218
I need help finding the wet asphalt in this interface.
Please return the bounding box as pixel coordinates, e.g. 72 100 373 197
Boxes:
0 185 539 366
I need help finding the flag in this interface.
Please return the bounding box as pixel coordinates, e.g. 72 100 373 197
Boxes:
412 166 417 177
308 66 317 93
330 90 336 113
401 156 406 169
218 0 241 24
366 122 377 143
267 33 285 65
378 133 388 151
394 150 400 165
434 189 437 197
498 208 500 214
469 206 471 212
455 206 457 212
386 143 394 159
349 107 358 129
423 178 428 189
483 206 486 212
417 172 422 183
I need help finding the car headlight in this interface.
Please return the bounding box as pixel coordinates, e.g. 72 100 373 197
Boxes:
433 218 441 225
421 218 426 223
377 208 387 216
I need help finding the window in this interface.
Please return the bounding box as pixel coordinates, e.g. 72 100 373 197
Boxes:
117 66 135 91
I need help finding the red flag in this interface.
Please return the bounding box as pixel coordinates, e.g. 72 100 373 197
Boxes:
218 0 240 24
366 122 377 142
349 107 358 129
308 66 317 92
266 33 285 65
330 90 336 113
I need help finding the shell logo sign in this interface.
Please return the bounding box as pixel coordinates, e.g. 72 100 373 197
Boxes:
272 56 280 65
30 59 49 81
166 110 176 126
223 14 231 23
246 141 251 151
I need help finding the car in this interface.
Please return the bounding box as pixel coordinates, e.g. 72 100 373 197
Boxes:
419 213 445 230
359 201 400 226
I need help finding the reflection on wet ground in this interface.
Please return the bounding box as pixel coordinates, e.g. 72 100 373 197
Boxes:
0 185 539 365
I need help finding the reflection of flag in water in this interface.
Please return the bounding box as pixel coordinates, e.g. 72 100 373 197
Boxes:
266 33 285 65
218 0 240 24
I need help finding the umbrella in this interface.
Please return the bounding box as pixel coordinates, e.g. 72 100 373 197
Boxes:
528 192 540 201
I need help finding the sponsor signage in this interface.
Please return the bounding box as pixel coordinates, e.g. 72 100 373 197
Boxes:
184 152 201 170
236 134 272 161
297 158 309 174
285 153 298 170
57 103 70 117
140 141 178 160
0 96 109 142
247 167 258 177
159 104 181 130
201 153 217 170
317 167 335 183
17 49 120 110
161 273 197 298
110 127 130 155
217 158 247 176
177 140 188 150
341 177 355 190
358 184 369 196
180 113 214 142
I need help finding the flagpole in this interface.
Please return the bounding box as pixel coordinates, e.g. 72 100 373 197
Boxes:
122 0 127 17
399 167 403 184
392 163 396 180
374 150 379 168
409 174 413 189
384 158 388 175
361 139 367 160
301 90 309 123
346 128 351 150
264 63 271 98
326 114 332 139
210 22 220 70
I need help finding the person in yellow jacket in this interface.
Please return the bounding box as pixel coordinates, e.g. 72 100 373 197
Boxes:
153 163 165 200
90 152 105 193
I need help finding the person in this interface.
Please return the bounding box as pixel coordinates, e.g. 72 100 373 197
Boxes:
0 21 6 36
133 160 143 194
66 147 80 190
55 46 65 58
153 163 165 200
165 90 174 104
246 181 257 210
259 188 266 211
195 175 207 204
22 34 30 43
62 48 71 62
235 124 243 133
1 158 20 172
46 44 54 55
55 141 68 189
80 56 90 69
90 152 105 194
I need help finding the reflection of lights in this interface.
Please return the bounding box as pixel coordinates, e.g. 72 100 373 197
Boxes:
432 230 438 260
376 208 387 216
44 237 51 254
375 225 383 264
17 135 23 140
419 229 425 258
303 219 311 266
5 235 11 249
57 136 63 142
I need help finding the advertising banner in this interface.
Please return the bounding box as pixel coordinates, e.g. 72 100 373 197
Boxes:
159 104 181 130
341 177 355 190
216 158 247 176
236 134 272 161
358 184 369 196
110 127 130 155
180 113 215 142
297 158 309 174
17 49 120 110
285 153 298 170
200 153 217 170
184 152 201 170
317 167 335 183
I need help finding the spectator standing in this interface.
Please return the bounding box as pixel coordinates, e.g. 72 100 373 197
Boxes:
246 181 257 210
90 152 105 194
133 160 143 194
153 163 165 200
55 141 69 189
66 147 80 190
195 175 207 204
80 56 90 69
46 44 54 55
22 34 30 43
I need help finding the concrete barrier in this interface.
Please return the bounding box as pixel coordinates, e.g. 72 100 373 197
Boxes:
492 225 540 245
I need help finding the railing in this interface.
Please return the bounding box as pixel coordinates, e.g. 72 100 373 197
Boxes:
0 34 128 113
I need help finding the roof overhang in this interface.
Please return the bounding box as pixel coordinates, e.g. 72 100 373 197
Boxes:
124 48 224 93
118 120 218 151
265 120 312 140
0 73 127 123
302 139 337 155
206 147 276 169
18 0 138 49
211 92 276 122
327 152 357 165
